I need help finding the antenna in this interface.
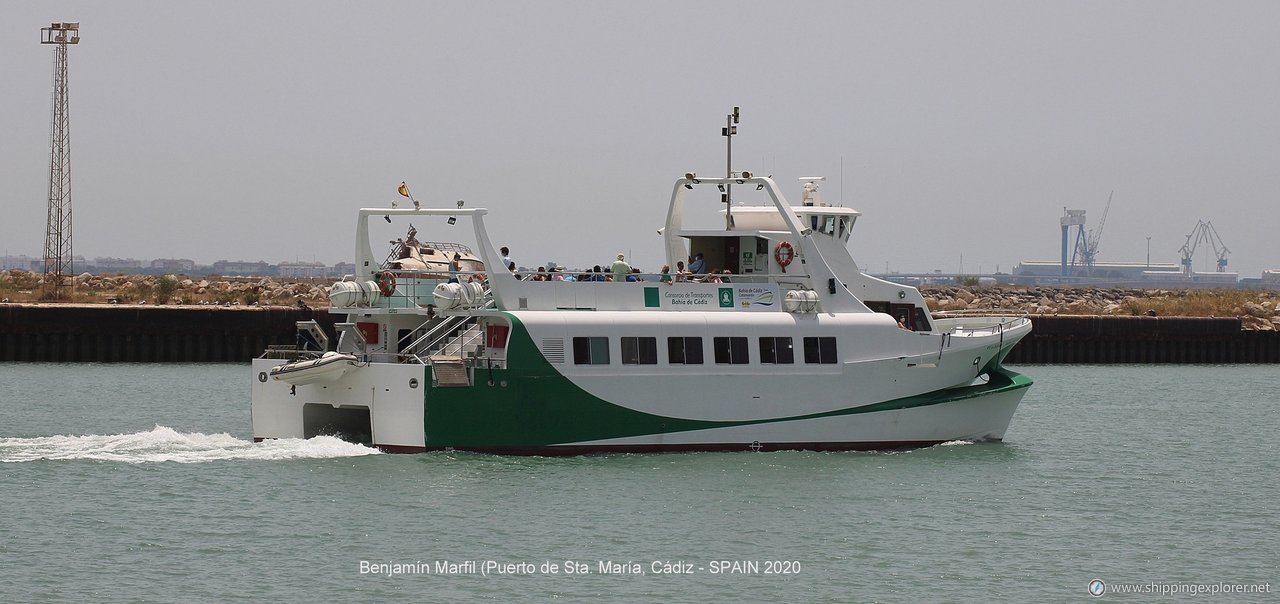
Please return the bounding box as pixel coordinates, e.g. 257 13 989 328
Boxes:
839 156 843 206
40 21 81 300
722 106 739 230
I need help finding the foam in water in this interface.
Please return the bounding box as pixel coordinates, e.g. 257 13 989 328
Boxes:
0 425 381 464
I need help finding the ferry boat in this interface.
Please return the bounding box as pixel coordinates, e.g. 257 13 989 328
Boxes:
251 167 1033 454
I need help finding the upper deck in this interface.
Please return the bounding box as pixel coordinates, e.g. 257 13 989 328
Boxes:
336 175 935 324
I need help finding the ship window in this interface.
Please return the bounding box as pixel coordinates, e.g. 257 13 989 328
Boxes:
713 337 749 365
621 337 658 365
803 337 838 364
913 308 932 332
572 336 610 365
667 337 704 365
759 337 795 364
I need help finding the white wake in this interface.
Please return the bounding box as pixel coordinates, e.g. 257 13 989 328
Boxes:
0 425 381 463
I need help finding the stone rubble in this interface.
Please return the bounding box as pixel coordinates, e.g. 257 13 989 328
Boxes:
919 285 1280 331
3 270 1279 330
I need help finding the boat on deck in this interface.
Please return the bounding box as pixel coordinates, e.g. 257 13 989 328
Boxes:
251 145 1033 455
269 351 360 386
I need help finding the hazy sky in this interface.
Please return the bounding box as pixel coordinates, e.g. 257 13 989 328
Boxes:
3 1 1277 277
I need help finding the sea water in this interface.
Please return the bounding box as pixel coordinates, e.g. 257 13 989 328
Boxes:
0 363 1275 602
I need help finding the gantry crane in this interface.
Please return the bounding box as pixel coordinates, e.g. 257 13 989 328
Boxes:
1178 220 1231 276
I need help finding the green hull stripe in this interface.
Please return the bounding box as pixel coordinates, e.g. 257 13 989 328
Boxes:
424 315 1033 447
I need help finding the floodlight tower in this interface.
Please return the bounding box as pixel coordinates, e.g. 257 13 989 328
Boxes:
41 21 80 299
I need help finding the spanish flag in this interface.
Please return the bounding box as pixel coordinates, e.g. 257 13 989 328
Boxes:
398 182 410 198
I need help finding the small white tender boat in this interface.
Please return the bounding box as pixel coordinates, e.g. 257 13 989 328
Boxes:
269 351 359 386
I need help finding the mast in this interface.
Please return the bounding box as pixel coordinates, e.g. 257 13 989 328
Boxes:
722 106 738 230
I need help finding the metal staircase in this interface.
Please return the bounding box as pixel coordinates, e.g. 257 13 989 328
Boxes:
394 289 494 386
398 288 495 357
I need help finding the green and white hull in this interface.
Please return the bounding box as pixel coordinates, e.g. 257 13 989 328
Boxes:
252 170 1034 455
253 310 1032 454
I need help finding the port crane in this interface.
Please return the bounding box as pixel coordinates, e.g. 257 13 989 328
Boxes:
1178 220 1230 276
1069 191 1112 275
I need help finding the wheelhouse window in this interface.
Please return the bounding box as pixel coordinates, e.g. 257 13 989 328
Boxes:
713 337 749 365
667 337 704 365
759 337 794 364
621 337 658 365
803 336 838 364
573 336 610 365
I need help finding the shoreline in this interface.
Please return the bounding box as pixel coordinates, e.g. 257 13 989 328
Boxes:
1 302 1276 364
4 269 1278 331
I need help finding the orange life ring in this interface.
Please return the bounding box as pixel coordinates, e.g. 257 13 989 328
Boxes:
376 271 397 297
774 241 795 271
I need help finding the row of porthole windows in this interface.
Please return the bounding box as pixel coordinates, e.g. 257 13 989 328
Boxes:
572 336 838 366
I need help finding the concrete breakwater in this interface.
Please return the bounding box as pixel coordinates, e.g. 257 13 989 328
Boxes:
1 304 1276 363
0 304 334 363
1001 315 1278 364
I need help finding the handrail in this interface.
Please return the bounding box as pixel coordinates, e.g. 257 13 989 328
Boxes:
404 314 470 357
421 318 480 356
938 315 1030 336
517 271 806 283
930 308 1030 318
396 319 434 349
453 327 486 359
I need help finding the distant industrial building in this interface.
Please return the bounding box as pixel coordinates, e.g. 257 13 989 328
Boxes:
211 260 272 276
0 255 41 271
150 258 196 271
277 261 329 278
1013 260 1181 280
91 257 145 270
1013 260 1241 286
1264 270 1280 287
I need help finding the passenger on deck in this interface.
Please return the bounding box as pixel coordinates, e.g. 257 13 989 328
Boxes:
500 247 513 270
689 253 706 275
675 261 690 282
626 267 642 282
448 252 461 283
659 265 672 284
719 269 732 283
612 253 632 282
508 261 520 280
591 265 607 282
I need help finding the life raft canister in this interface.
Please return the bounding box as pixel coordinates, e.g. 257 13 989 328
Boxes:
774 241 795 271
375 271 397 297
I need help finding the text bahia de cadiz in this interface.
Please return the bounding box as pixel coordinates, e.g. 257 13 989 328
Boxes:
664 291 716 306
359 559 800 576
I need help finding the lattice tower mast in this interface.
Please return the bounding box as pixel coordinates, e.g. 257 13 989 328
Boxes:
41 22 80 299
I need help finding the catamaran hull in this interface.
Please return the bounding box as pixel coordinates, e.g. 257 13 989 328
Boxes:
421 385 1027 455
252 356 1030 455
